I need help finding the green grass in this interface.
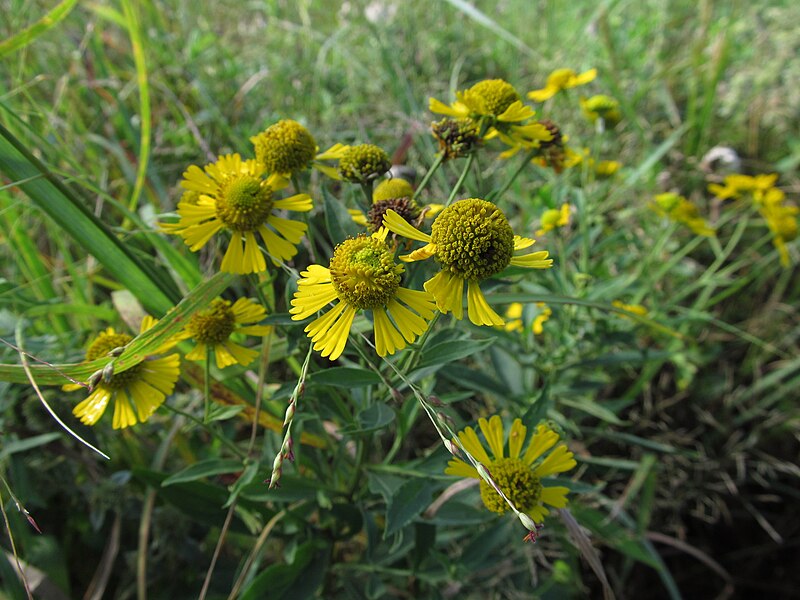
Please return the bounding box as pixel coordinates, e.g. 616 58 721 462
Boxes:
1 1 798 598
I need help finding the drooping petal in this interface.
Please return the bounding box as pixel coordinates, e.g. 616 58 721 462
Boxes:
243 232 267 273
222 340 258 367
394 287 437 319
186 342 207 361
527 86 558 102
139 355 180 395
508 418 527 460
128 379 166 421
313 304 357 360
467 280 504 326
479 416 505 460
259 225 298 264
373 307 407 356
268 215 307 244
238 325 272 336
290 281 338 320
386 299 429 342
306 302 346 342
231 297 266 324
497 100 535 123
424 270 464 319
382 209 432 243
72 385 112 425
112 390 138 429
214 344 239 369
220 234 246 274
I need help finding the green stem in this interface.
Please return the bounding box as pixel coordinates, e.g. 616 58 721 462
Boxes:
488 148 537 203
446 152 475 206
163 404 246 459
413 152 444 200
203 345 212 423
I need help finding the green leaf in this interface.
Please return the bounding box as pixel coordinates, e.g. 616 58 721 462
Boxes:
384 478 438 538
0 0 79 57
309 366 382 388
340 402 395 435
0 433 62 460
161 459 244 487
0 121 180 316
415 337 496 370
240 541 327 600
560 397 625 425
322 186 360 244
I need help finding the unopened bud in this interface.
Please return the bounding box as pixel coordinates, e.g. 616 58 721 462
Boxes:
444 439 460 457
427 395 443 407
102 361 115 384
283 402 295 426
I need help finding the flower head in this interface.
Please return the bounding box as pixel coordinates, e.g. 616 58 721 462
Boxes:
652 193 715 237
63 317 180 429
338 144 392 183
290 233 437 360
446 416 576 522
373 178 415 202
163 153 312 274
527 68 597 102
580 95 622 127
536 204 571 236
177 297 271 368
431 118 481 160
383 198 553 327
251 119 317 176
707 173 779 202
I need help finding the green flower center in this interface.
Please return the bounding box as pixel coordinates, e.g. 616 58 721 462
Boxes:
251 119 317 175
186 299 237 345
86 331 141 390
338 144 391 183
215 175 273 232
431 198 514 280
479 457 542 515
467 79 520 116
329 236 402 309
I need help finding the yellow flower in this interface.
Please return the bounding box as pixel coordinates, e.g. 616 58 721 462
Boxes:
652 193 715 237
536 204 571 236
163 154 312 274
177 297 271 368
759 199 798 267
446 416 576 522
63 317 180 429
383 198 553 327
429 79 551 150
503 302 551 334
580 95 622 127
527 68 597 102
708 173 778 201
594 160 621 178
290 233 437 360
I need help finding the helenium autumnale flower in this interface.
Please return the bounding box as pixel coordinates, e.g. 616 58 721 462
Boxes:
527 67 597 102
290 232 437 360
163 153 312 274
250 119 345 180
63 317 180 430
176 297 272 368
446 416 576 522
382 198 553 327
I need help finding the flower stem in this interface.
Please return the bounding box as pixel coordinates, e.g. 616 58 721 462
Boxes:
446 152 475 206
203 345 212 423
413 152 444 200
488 148 538 203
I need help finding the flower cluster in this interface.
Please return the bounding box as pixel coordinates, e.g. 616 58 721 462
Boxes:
709 173 797 266
652 193 715 237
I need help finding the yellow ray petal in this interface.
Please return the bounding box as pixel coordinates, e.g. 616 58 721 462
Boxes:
527 86 558 102
510 251 553 269
497 100 535 123
541 486 570 509
72 385 112 425
220 235 246 274
508 419 527 460
513 235 536 250
182 219 223 251
467 280 504 326
424 270 464 319
273 193 313 212
112 390 138 429
128 379 165 421
445 459 479 479
268 214 307 244
214 344 239 369
259 225 298 264
222 340 258 367
243 232 267 273
458 426 492 465
373 307 407 356
290 281 338 319
315 304 357 360
522 425 559 465
479 416 505 460
231 297 266 324
383 209 432 243
400 243 436 262
186 342 207 361
428 97 465 118
394 287 437 319
238 324 272 336
386 299 428 342
534 444 577 477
